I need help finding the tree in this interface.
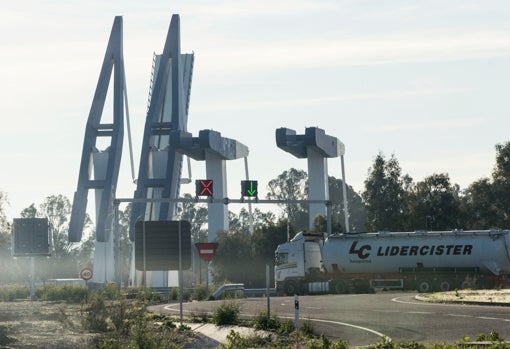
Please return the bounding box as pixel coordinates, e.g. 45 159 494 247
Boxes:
0 190 11 260
211 230 253 285
17 195 94 279
38 195 75 259
462 178 500 229
178 193 208 243
461 142 510 229
20 203 37 218
491 142 510 226
115 204 133 285
229 208 277 234
406 173 462 230
266 168 308 230
212 220 291 288
328 176 367 232
250 220 291 286
362 153 409 231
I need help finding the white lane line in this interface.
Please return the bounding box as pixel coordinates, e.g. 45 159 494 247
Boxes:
163 304 388 340
303 318 389 340
478 316 505 321
278 316 388 339
446 314 472 318
407 311 433 314
392 296 483 308
391 296 426 305
164 304 179 311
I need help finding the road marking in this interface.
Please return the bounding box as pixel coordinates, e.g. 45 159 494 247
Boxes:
164 304 389 340
446 314 472 318
278 316 389 340
392 295 487 308
407 311 433 314
478 316 505 321
302 318 390 340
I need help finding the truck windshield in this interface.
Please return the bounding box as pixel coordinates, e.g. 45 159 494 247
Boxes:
275 252 288 266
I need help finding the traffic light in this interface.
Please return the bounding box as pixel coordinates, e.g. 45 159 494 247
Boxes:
241 180 258 197
195 179 213 197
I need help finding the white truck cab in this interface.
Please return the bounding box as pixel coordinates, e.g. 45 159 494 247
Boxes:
275 232 323 295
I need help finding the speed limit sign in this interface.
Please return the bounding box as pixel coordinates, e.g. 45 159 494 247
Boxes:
80 268 93 281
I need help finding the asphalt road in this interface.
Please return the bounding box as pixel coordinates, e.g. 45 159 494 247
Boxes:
157 291 510 347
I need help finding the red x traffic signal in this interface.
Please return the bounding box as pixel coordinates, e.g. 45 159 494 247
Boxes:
195 179 213 197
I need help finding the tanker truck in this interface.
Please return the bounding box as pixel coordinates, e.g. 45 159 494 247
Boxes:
274 229 510 295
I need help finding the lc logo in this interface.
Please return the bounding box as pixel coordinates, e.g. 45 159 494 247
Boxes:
349 241 371 259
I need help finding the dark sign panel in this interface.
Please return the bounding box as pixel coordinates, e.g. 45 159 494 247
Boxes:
241 180 258 197
12 218 50 256
195 179 213 197
134 220 191 271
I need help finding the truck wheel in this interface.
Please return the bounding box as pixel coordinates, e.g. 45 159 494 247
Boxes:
332 280 348 294
436 279 453 292
284 280 298 295
416 279 433 293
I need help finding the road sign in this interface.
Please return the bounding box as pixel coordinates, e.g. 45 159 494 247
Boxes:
12 218 50 256
195 179 213 197
241 180 258 197
196 242 218 262
134 220 191 270
80 268 93 281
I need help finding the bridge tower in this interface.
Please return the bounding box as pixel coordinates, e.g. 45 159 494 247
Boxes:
68 16 127 284
276 127 349 231
128 14 194 287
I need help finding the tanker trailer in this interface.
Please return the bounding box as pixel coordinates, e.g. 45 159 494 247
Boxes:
275 230 510 295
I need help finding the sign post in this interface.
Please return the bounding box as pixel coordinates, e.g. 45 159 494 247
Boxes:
196 242 218 296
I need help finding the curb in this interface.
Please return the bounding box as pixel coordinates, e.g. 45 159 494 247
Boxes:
414 294 510 307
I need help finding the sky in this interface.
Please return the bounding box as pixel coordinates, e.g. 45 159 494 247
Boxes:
0 0 509 222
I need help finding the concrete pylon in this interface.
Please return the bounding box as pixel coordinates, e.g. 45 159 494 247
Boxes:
276 127 345 229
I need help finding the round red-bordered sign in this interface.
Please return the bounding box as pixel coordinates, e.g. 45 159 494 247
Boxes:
80 268 93 281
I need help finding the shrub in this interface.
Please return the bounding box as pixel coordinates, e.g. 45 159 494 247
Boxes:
36 284 88 303
278 318 296 334
476 330 503 342
82 293 109 332
193 283 208 301
220 330 267 349
169 288 178 301
252 311 281 331
0 325 16 346
134 288 162 303
97 283 121 300
212 300 241 325
306 334 350 349
0 285 29 301
300 318 315 338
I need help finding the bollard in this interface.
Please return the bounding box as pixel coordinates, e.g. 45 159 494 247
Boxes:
294 294 299 330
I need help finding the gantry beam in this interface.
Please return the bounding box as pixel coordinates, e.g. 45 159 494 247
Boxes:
171 129 249 241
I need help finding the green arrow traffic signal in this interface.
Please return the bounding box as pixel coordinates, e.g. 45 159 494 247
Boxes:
241 180 258 197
